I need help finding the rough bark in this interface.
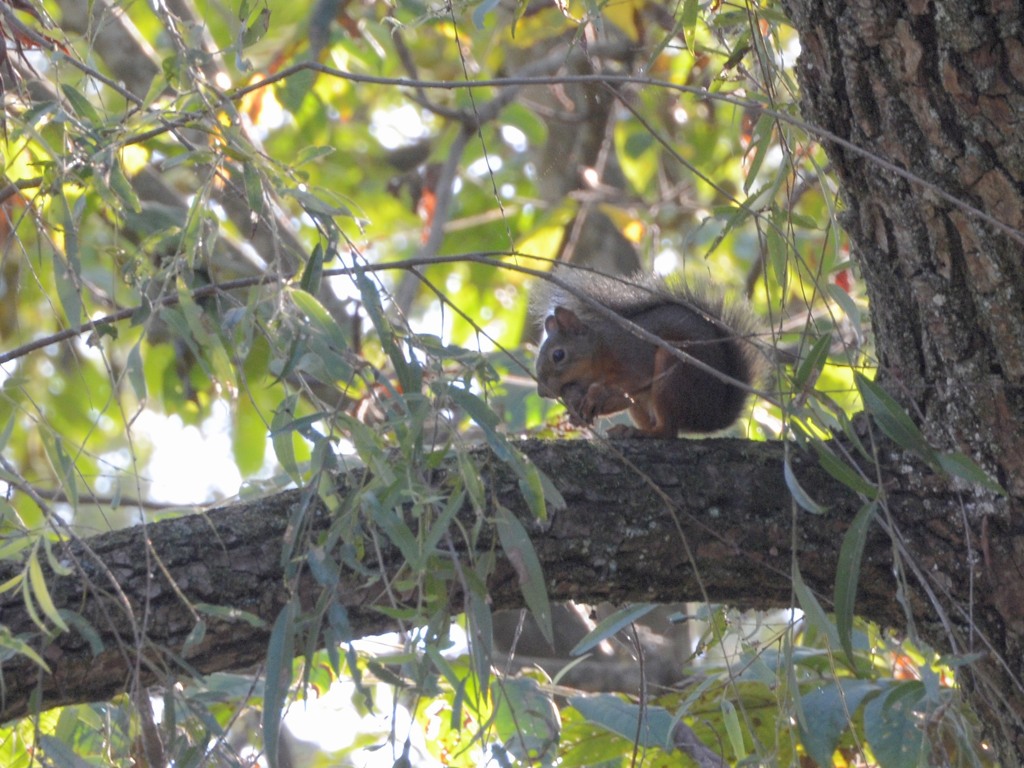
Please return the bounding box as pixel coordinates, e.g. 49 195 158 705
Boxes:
782 0 1024 758
0 437 929 724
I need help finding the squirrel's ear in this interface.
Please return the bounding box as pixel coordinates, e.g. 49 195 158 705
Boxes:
552 306 585 333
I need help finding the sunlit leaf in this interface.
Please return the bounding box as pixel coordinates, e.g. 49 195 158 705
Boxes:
863 682 926 768
799 679 880 767
571 603 656 656
569 694 674 750
28 551 69 633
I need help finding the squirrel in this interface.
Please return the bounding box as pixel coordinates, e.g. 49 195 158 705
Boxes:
533 270 761 438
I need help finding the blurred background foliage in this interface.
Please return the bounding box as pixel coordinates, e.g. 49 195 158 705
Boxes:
0 0 975 765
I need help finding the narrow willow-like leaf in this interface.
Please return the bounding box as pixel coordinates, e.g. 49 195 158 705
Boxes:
28 552 69 633
827 282 861 330
126 342 147 402
792 564 841 652
681 0 699 51
299 242 324 295
855 374 936 465
181 619 206 656
288 288 349 352
495 505 553 647
835 501 876 665
785 456 826 514
812 442 877 499
243 160 265 219
263 600 297 768
794 333 832 392
721 699 746 760
354 270 419 394
270 395 301 483
937 451 1005 495
0 626 51 672
61 84 103 125
108 158 142 213
52 251 82 329
570 603 656 657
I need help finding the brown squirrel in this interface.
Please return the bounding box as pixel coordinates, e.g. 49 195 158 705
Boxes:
534 270 761 437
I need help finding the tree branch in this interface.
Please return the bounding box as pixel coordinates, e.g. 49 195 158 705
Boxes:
0 438 908 723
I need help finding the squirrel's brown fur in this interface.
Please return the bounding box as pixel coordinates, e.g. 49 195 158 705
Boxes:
533 270 762 437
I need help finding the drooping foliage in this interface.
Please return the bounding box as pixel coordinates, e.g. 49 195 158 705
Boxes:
0 0 989 765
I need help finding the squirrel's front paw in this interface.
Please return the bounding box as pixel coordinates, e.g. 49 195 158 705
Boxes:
559 382 593 426
605 424 642 439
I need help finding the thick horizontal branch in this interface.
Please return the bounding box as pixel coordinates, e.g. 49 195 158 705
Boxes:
0 437 913 723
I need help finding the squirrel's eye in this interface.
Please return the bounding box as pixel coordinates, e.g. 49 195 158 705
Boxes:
551 348 566 364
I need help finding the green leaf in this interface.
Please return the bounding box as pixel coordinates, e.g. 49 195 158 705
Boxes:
242 7 271 46
784 456 825 514
492 677 560 764
812 442 877 499
243 160 265 220
464 590 493 699
445 384 557 519
743 113 775 193
855 373 937 464
39 735 93 768
60 83 102 126
109 157 142 213
863 682 926 768
181 619 206 656
374 504 422 571
793 333 831 392
0 413 13 453
126 342 147 401
472 0 501 29
300 243 324 295
792 563 841 652
721 699 746 760
279 68 316 114
827 282 861 329
289 288 349 352
53 250 82 329
41 433 77 509
270 395 301 483
58 610 104 655
570 603 656 656
766 206 790 285
28 551 69 633
937 451 1005 495
681 0 698 51
569 694 675 750
495 505 553 648
233 395 267 476
835 501 876 665
295 145 336 166
799 679 879 767
263 600 297 768
0 625 51 672
355 270 419 394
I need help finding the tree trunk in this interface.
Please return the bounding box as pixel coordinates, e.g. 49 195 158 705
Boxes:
782 0 1024 758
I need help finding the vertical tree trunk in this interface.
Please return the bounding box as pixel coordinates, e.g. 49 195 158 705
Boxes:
782 0 1024 758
